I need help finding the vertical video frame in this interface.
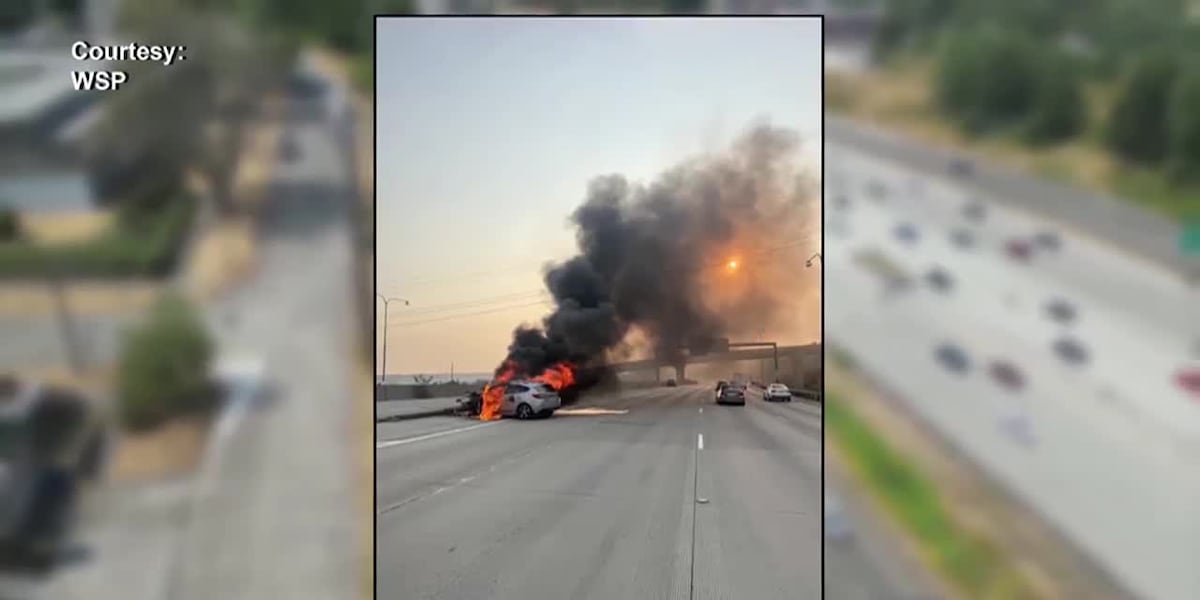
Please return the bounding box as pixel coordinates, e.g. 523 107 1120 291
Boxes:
374 14 825 600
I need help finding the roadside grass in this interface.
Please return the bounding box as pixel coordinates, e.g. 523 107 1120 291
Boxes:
827 62 1197 222
825 394 1040 599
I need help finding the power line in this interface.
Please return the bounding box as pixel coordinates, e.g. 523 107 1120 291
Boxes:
388 300 552 328
399 290 548 316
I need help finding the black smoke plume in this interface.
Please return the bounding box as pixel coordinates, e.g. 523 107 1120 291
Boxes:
497 122 818 384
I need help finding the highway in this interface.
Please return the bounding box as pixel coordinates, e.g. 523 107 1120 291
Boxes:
376 384 824 600
825 141 1200 600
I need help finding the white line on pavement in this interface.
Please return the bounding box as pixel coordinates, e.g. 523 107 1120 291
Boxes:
698 433 704 450
376 421 498 449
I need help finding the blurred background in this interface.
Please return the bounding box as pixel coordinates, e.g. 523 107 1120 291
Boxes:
2 0 1198 599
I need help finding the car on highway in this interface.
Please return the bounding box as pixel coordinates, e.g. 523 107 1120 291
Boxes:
962 200 987 223
280 131 300 162
716 384 746 406
500 380 561 419
866 179 887 200
1052 337 1089 365
988 361 1026 391
934 343 971 373
1033 231 1062 252
949 157 975 178
949 227 975 249
665 378 678 387
763 383 792 402
1044 298 1077 324
824 491 854 543
1005 238 1034 262
893 223 920 244
1175 368 1200 399
924 267 953 292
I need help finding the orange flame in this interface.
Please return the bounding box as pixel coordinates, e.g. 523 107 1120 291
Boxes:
479 361 517 421
532 361 576 391
478 361 577 421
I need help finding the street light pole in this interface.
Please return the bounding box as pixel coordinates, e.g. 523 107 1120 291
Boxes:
376 294 409 388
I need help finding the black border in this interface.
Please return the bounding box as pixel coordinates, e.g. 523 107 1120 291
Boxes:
371 12 827 599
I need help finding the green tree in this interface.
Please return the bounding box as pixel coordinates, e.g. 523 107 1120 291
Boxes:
0 208 19 242
1167 64 1200 183
1106 48 1179 164
1025 53 1087 145
117 294 215 431
936 28 1041 134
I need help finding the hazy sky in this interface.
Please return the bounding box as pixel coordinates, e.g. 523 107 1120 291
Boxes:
377 17 822 375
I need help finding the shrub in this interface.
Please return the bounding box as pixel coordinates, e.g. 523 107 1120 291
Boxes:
117 293 214 431
0 208 20 242
1167 65 1200 184
1024 53 1087 145
0 194 194 279
1107 48 1179 164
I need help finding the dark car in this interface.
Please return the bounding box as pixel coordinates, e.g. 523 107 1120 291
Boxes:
925 267 954 292
1044 299 1077 324
1053 337 1089 365
962 201 987 223
0 378 106 568
717 384 746 406
949 157 975 178
893 223 920 244
949 227 975 249
665 378 678 387
1005 238 1034 262
1032 231 1062 252
935 343 970 373
866 180 888 200
279 132 300 162
988 361 1026 391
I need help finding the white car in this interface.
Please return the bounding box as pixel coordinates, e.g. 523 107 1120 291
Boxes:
500 380 561 419
763 383 792 402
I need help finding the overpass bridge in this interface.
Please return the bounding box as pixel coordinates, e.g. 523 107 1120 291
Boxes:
613 343 822 387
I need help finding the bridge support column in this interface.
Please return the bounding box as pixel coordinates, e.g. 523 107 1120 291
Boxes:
673 362 686 383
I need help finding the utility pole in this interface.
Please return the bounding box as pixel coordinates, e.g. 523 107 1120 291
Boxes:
376 294 410 390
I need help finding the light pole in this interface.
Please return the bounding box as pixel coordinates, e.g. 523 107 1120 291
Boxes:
376 294 409 388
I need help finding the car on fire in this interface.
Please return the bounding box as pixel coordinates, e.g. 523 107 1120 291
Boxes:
500 380 561 419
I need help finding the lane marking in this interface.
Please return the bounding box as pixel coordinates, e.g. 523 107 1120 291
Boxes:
699 407 703 413
697 433 704 450
376 421 498 449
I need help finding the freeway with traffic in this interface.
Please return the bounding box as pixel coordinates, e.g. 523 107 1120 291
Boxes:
825 140 1200 599
377 384 828 599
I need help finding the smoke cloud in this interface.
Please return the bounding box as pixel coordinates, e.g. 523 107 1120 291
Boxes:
498 122 819 381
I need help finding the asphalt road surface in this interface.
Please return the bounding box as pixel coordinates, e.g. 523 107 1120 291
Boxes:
377 385 823 600
825 141 1200 600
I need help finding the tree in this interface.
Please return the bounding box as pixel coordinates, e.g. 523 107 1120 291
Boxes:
936 27 1041 134
1106 48 1179 164
1025 53 1087 145
117 293 214 431
93 1 291 219
1167 64 1200 184
0 208 20 242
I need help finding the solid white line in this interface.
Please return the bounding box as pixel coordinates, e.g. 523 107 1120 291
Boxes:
697 433 704 450
376 421 498 449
